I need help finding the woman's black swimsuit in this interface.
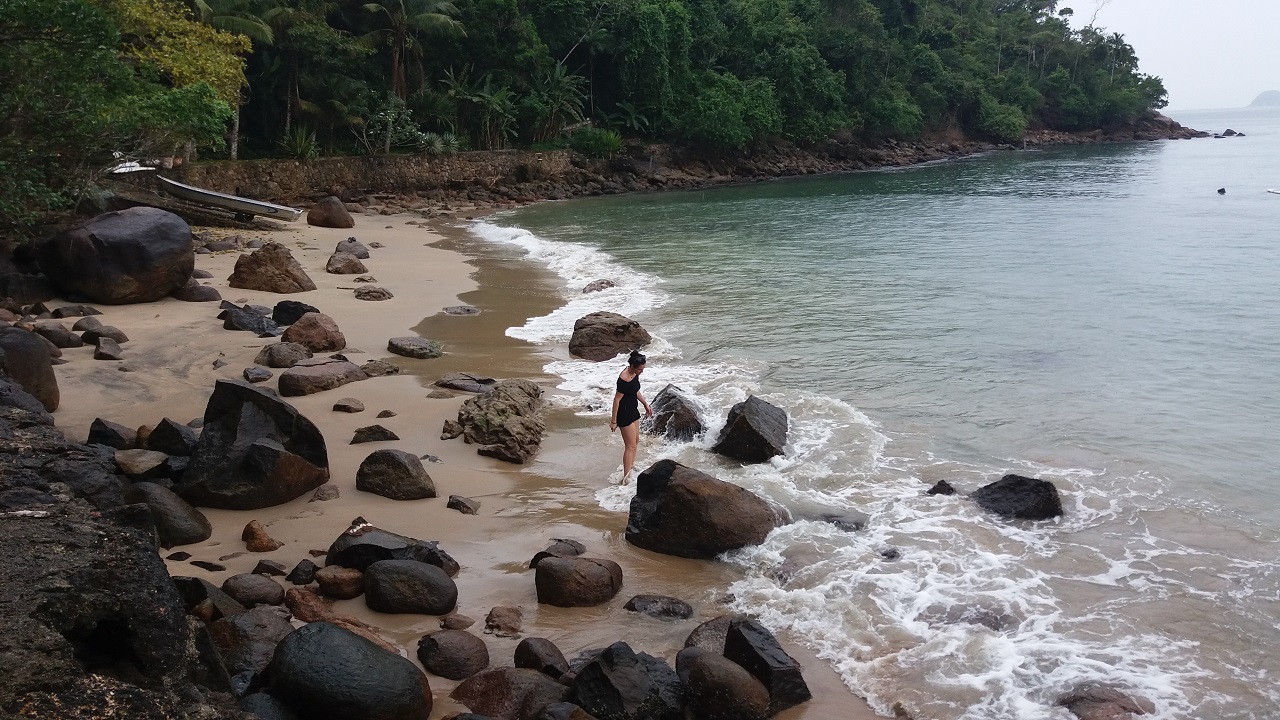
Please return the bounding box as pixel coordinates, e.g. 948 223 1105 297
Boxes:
616 374 641 427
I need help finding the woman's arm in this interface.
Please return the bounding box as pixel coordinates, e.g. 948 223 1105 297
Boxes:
638 391 653 416
610 391 622 431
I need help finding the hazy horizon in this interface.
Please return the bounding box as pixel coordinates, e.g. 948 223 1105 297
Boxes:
1069 0 1279 111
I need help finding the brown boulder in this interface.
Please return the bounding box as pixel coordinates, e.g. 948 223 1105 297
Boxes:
326 252 367 274
315 565 364 600
416 629 489 680
0 326 59 411
534 557 623 607
567 311 651 362
1056 683 1155 720
242 519 284 552
278 357 367 397
281 312 345 352
451 668 570 720
228 242 317 294
307 196 355 229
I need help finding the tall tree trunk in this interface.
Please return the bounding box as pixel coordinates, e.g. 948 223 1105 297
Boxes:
230 101 241 160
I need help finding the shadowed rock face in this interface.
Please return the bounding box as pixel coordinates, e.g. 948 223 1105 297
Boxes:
710 396 788 464
0 326 59 411
648 384 703 441
451 667 570 719
177 379 329 510
36 207 194 304
626 460 783 559
571 641 683 720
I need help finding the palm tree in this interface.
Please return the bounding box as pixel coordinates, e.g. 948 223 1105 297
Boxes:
527 63 586 142
360 0 463 99
184 0 274 158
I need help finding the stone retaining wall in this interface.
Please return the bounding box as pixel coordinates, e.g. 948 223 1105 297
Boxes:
172 150 574 202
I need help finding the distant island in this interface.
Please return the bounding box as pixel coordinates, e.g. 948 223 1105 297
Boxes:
1251 90 1280 107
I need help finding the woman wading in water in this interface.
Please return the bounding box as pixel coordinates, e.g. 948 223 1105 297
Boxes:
610 351 653 482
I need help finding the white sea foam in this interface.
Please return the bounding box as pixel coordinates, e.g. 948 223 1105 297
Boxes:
466 217 1277 719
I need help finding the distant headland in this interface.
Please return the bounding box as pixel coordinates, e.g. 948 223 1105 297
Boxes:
1250 90 1280 107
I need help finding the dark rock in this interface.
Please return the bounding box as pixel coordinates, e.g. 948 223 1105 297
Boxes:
71 315 103 332
255 342 313 368
240 692 298 720
710 396 788 463
243 520 284 552
352 424 398 444
436 372 496 393
272 300 320 326
278 357 367 397
927 480 957 496
280 312 345 352
254 559 289 576
416 629 489 680
441 419 463 439
356 449 436 500
326 521 459 576
147 417 199 456
221 574 286 606
220 303 282 337
286 559 319 585
444 305 480 315
451 668 570 720
267 622 433 720
440 613 476 630
683 615 739 653
333 398 365 413
648 384 703 441
447 494 480 514
723 618 812 715
677 648 770 720
191 269 214 280
364 559 457 615
36 207 194 304
315 565 364 600
171 279 222 302
307 198 356 228
514 638 570 680
177 379 330 510
376 409 396 418
0 326 58 411
167 551 192 561
173 576 246 620
582 279 615 294
87 417 137 449
626 460 783 559
484 606 522 638
207 603 294 653
354 286 393 301
535 557 623 608
387 336 443 359
124 481 211 547
570 641 682 720
190 560 227 572
624 594 694 619
795 508 869 533
567 312 651 362
529 539 586 568
1056 682 1155 720
335 237 370 258
972 474 1064 520
244 366 273 383
536 702 596 720
361 359 400 377
51 303 101 318
309 484 339 502
228 243 317 294
326 252 368 274
94 336 124 360
456 378 544 463
32 321 84 348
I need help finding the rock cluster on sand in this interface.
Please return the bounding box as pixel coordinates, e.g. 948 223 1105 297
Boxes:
448 378 545 463
228 242 317 293
36 207 195 304
567 311 652 361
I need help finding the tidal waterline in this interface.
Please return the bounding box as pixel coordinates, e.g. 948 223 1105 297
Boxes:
471 107 1280 718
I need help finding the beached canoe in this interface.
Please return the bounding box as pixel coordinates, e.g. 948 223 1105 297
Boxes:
157 176 303 222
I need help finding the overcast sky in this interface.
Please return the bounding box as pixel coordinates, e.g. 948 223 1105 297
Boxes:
1069 0 1280 110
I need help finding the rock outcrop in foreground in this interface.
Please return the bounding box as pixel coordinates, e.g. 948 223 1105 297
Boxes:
626 459 784 559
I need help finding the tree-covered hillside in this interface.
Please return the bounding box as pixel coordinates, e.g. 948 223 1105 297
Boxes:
2 0 1168 229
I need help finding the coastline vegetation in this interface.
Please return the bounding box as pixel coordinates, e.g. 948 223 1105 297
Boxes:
1 0 1168 230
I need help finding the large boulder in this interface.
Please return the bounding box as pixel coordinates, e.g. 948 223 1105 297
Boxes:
326 521 459 576
710 396 788 463
363 559 457 615
86 417 137 449
177 379 330 510
723 619 811 716
625 460 783 559
0 326 59 411
972 474 1064 520
514 638 570 680
451 668 570 720
123 482 211 547
147 417 199 456
277 357 367 397
326 252 367 274
267 622 432 720
336 237 370 259
228 243 317 294
455 378 544 463
676 648 770 720
648 384 703 441
567 312 651 362
571 642 683 720
416 629 489 680
36 207 194 304
534 557 623 608
307 197 355 229
281 312 345 352
221 573 286 607
387 336 443 359
356 449 436 500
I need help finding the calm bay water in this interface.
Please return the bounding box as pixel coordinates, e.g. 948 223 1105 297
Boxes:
470 107 1280 719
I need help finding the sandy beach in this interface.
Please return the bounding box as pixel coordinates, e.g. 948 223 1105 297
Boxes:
46 211 879 719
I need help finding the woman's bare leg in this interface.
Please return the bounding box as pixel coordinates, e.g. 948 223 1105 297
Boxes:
620 422 640 479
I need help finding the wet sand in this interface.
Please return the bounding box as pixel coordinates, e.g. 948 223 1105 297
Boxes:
48 213 879 719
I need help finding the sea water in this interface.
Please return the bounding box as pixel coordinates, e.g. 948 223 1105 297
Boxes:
466 107 1280 719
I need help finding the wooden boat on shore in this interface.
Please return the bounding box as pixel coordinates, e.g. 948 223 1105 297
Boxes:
156 176 303 222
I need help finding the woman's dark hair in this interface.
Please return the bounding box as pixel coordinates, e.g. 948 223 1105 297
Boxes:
628 351 647 367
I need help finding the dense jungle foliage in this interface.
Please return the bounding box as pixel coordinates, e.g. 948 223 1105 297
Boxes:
2 0 1167 230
